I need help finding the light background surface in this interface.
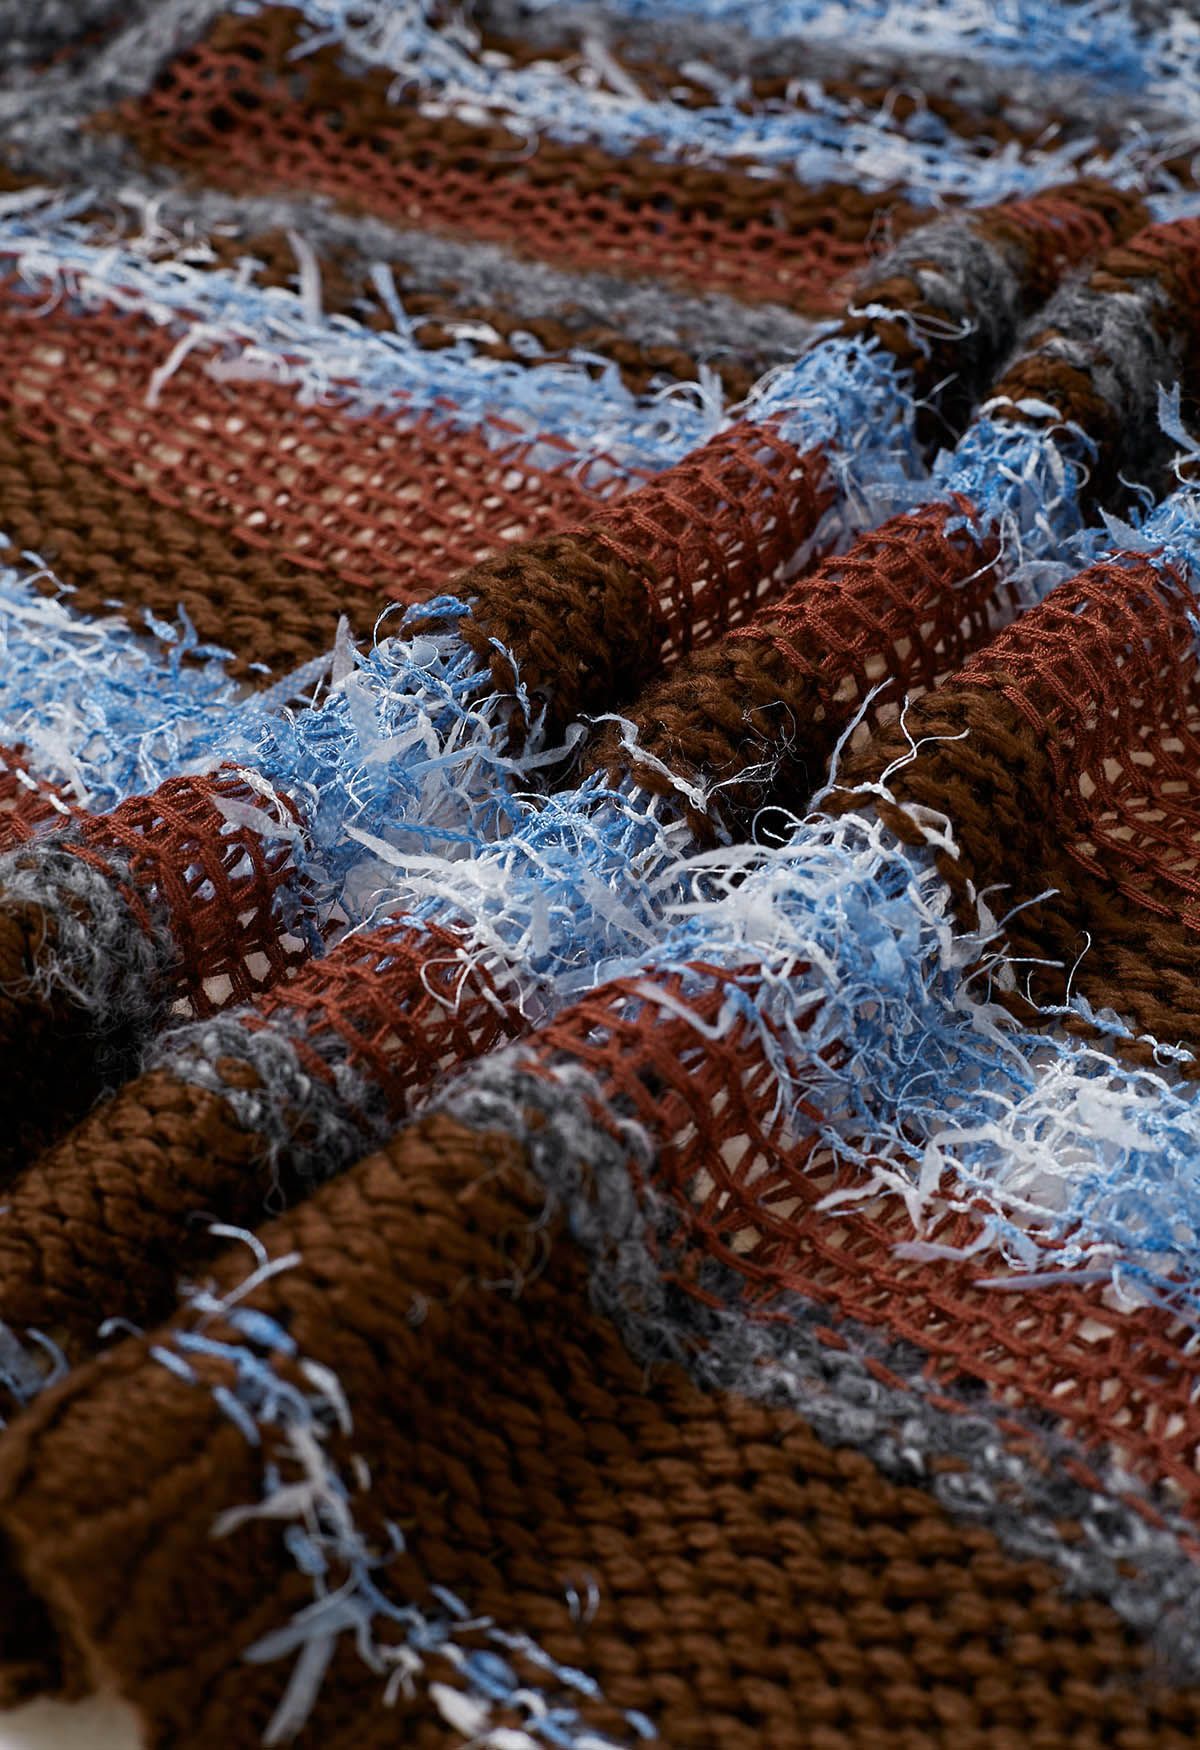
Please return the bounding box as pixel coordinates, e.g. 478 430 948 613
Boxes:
0 1698 140 1749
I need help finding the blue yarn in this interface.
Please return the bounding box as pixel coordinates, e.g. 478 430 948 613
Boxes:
933 408 1099 607
615 743 1200 1331
509 0 1188 103
0 556 560 941
0 201 726 485
265 0 1157 205
337 406 1125 1036
0 201 945 509
0 545 317 813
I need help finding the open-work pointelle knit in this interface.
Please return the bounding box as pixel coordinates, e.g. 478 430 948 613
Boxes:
4 4 1200 1748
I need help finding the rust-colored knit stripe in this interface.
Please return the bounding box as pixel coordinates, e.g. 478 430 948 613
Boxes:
834 554 1200 1059
0 1114 1198 1745
581 498 998 836
103 8 924 311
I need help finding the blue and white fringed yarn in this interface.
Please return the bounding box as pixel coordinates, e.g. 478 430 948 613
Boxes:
0 195 726 487
0 542 330 812
237 601 574 941
260 0 1164 205
0 551 564 921
574 680 1200 1333
513 0 1200 109
0 195 946 505
319 402 1104 1033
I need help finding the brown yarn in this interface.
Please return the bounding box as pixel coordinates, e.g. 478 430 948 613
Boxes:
588 419 830 664
0 291 601 673
0 505 1007 1354
0 914 531 1387
0 1069 267 1406
0 902 108 1177
1 1114 1199 1745
435 529 665 739
422 419 829 736
104 8 923 311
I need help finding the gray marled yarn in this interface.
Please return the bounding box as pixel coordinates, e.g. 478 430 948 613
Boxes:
0 0 228 134
1019 274 1184 457
0 843 175 1044
148 1011 389 1204
0 168 824 371
860 218 1025 396
438 1048 1200 1681
0 0 131 71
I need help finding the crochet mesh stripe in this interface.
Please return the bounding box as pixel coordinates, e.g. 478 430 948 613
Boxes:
106 9 918 311
3 4 1200 1747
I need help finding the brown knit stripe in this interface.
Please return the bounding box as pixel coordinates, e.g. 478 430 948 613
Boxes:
0 900 109 1176
0 918 531 1385
1 1112 1199 1747
101 8 922 311
0 1069 269 1376
0 289 603 672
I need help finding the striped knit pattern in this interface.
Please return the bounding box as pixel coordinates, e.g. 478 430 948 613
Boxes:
2 5 1200 1748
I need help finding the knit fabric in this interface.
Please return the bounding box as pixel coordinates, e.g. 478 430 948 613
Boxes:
4 5 1200 1748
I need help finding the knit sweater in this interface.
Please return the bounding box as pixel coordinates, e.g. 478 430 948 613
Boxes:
2 4 1200 1748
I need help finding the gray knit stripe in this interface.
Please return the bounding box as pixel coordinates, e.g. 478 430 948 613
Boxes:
437 1052 1200 1680
0 0 131 71
0 157 827 369
1014 273 1184 458
147 1010 391 1207
0 842 177 1055
0 0 229 134
860 217 1025 400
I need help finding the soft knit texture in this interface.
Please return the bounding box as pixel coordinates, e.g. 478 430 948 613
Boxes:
4 5 1200 1748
